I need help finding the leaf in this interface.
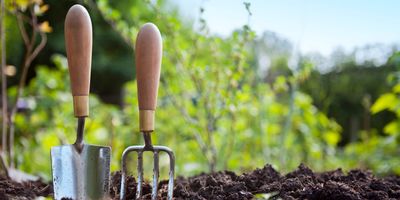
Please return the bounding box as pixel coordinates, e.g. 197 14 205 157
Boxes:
38 4 49 14
253 192 279 199
393 84 400 93
323 131 340 145
243 2 252 16
384 121 399 135
39 21 52 33
273 75 288 92
371 93 397 114
15 0 29 11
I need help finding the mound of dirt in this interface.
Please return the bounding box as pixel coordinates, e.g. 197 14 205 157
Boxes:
0 174 51 199
3 163 400 199
110 164 400 200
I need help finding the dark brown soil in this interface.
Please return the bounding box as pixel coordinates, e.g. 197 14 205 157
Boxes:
0 174 52 199
110 164 400 200
3 164 400 199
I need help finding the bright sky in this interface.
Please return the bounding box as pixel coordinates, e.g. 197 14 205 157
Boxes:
171 0 400 56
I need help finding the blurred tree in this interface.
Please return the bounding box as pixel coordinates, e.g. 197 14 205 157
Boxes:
299 48 398 145
4 0 135 105
341 53 400 174
2 0 399 180
2 0 342 177
1 0 52 175
250 31 293 82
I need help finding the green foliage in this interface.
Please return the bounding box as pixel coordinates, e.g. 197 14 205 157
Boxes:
300 63 397 144
4 0 400 181
340 62 400 175
13 51 342 179
371 93 398 115
12 55 125 179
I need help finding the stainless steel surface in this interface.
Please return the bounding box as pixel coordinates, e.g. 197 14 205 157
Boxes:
51 144 111 200
120 133 175 200
152 151 159 200
51 117 111 200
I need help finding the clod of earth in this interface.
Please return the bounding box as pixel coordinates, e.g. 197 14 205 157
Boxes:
3 164 400 199
0 175 51 199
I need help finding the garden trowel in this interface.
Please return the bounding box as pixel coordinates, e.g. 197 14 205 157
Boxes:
50 5 110 200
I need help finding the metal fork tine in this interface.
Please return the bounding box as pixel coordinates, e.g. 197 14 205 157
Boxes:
157 146 175 200
120 146 174 200
120 147 131 200
136 150 144 200
120 162 127 199
166 149 175 200
152 151 159 200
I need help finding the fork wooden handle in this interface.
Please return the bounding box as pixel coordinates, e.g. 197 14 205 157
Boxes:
135 23 162 132
65 5 92 117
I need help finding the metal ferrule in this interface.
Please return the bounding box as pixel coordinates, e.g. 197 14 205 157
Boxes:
139 110 155 132
73 96 89 117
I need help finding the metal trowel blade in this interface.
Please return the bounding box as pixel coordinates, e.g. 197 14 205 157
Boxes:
51 144 111 200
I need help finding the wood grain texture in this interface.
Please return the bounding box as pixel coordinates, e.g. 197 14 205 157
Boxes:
135 23 162 111
65 5 92 117
135 23 162 132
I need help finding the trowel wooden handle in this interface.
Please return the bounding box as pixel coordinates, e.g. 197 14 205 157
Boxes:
135 23 162 132
65 5 92 117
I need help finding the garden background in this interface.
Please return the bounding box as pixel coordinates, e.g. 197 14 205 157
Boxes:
0 0 400 181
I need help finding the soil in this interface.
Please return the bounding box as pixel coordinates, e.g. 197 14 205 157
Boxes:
3 163 400 199
0 174 52 199
110 164 400 200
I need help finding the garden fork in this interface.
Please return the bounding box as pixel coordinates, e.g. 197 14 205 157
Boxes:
120 23 175 200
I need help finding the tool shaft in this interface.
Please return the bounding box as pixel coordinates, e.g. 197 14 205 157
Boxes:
74 117 85 151
143 132 153 149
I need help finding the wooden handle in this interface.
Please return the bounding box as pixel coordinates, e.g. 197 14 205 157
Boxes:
65 5 92 117
135 23 162 132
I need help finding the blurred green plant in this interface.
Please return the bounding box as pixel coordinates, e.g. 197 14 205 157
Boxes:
2 0 400 182
97 0 342 173
333 53 400 175
0 0 52 177
13 54 342 179
339 79 400 174
12 55 125 179
4 1 343 179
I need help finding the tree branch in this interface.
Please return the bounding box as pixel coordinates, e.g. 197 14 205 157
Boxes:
26 32 46 65
16 12 29 47
0 0 9 176
8 4 47 168
86 0 133 47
